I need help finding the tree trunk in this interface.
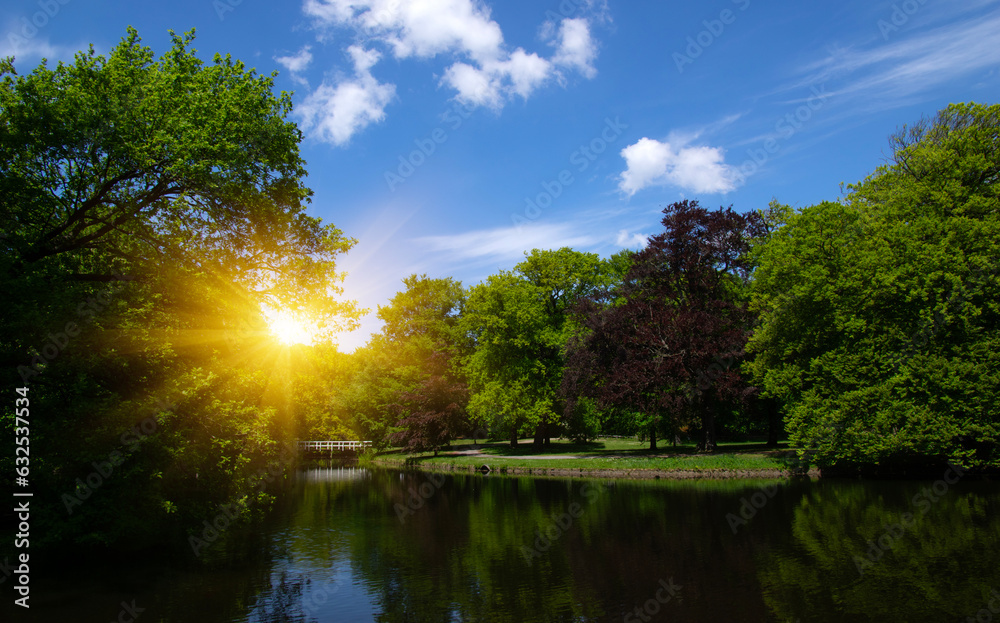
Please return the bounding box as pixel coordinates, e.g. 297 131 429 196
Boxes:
702 397 717 453
766 400 780 448
649 423 657 451
510 429 518 447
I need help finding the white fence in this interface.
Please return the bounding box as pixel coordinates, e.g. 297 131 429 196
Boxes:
297 440 372 452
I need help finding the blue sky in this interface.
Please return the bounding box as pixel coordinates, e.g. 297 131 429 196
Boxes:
4 0 999 349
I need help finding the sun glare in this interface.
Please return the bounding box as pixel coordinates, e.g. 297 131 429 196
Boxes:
265 309 315 346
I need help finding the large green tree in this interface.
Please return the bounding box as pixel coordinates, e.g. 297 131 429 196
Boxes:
0 29 360 551
747 102 1000 472
462 248 621 446
332 275 468 448
0 27 359 343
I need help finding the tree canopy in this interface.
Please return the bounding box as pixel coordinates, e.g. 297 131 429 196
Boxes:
461 249 624 445
566 201 765 450
0 27 359 335
747 102 1000 472
0 28 361 552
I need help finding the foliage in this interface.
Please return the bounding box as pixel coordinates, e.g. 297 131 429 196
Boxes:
563 395 602 442
566 201 765 450
288 344 357 441
747 102 1000 471
378 273 466 352
389 353 469 455
330 275 469 448
0 28 359 333
3 24 998 560
461 249 624 445
0 29 358 552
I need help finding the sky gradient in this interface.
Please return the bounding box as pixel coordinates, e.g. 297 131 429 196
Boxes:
4 0 999 349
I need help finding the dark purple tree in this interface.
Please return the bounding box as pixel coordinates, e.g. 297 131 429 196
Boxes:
389 353 469 456
564 200 765 451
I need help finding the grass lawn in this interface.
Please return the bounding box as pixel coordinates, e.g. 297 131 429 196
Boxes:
372 437 800 474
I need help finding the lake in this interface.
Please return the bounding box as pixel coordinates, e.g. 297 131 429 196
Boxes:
28 466 1000 622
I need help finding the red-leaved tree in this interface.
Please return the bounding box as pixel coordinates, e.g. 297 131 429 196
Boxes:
564 200 765 451
389 353 469 456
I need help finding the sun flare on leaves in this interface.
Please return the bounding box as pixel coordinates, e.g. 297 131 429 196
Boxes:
264 308 315 346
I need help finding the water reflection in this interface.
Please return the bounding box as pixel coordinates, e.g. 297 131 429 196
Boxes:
26 467 1000 622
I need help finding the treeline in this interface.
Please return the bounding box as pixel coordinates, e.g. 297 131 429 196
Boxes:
1 29 997 556
323 102 1000 476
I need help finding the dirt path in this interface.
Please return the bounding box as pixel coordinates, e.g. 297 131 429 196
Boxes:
440 447 797 461
444 448 584 460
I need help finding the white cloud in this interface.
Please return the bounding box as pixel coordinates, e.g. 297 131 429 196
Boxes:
792 11 1000 107
498 49 551 98
302 0 601 114
275 45 313 73
0 36 81 67
442 48 552 108
441 62 503 108
616 229 649 249
296 45 396 146
304 0 505 62
619 136 740 196
348 44 380 72
552 17 597 79
416 222 598 265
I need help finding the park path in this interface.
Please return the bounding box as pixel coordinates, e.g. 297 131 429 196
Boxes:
441 446 795 460
445 448 584 460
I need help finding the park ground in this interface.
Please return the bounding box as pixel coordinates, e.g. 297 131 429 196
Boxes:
368 437 818 480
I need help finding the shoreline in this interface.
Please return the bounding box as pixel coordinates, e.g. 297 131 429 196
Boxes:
368 458 820 480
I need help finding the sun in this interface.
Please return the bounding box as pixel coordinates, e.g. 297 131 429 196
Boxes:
264 308 315 346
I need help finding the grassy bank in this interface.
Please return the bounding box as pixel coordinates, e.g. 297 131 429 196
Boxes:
371 437 811 479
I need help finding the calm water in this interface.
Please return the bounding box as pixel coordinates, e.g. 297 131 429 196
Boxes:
26 466 1000 622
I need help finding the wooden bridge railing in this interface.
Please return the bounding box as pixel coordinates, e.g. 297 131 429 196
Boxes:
297 440 373 453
